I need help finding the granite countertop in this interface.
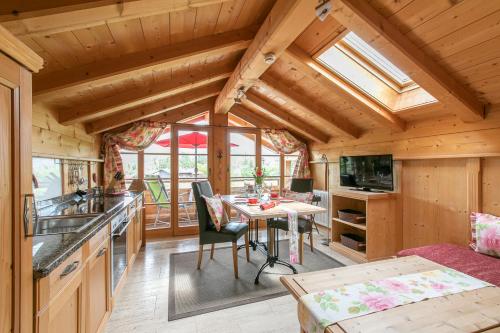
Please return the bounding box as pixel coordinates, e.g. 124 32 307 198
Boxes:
32 191 142 279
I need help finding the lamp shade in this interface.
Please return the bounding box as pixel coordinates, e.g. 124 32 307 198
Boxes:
128 179 147 192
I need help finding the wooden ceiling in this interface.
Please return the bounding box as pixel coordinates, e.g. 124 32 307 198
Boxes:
1 0 499 144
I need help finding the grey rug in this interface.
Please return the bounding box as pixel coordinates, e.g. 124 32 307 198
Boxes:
168 239 344 320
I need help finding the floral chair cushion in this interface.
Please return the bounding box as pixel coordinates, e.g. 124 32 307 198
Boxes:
282 189 313 204
472 212 500 258
202 194 228 232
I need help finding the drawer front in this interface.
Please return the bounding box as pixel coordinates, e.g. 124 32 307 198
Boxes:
38 247 83 311
89 225 109 257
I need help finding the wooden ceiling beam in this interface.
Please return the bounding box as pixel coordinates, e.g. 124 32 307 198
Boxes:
243 90 330 144
86 80 224 134
258 74 361 139
284 45 406 132
33 27 255 99
146 98 215 123
58 61 235 125
329 0 485 122
214 0 317 114
0 0 232 38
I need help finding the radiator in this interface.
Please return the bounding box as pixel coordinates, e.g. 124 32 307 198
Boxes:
313 190 330 228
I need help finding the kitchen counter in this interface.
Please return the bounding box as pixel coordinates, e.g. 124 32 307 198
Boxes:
32 191 142 279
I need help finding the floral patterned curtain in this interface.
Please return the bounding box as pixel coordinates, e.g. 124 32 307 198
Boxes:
103 121 167 192
264 129 311 178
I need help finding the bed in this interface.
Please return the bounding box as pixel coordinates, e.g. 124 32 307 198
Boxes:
397 243 500 286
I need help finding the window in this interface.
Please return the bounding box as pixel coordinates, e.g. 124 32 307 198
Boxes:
261 142 280 191
32 157 62 201
284 151 300 189
317 31 417 93
229 132 256 194
120 150 138 189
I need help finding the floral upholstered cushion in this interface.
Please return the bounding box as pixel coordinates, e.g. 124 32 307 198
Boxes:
474 213 500 258
282 189 313 204
470 212 500 252
202 194 228 232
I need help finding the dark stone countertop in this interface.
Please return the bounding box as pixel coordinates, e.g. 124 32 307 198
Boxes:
32 191 142 279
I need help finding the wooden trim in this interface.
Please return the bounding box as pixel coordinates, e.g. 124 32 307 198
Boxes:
0 25 43 72
214 0 317 114
329 0 485 123
59 63 234 125
0 0 233 38
258 75 361 139
466 157 482 216
86 82 224 134
33 27 255 98
243 90 330 143
284 45 405 132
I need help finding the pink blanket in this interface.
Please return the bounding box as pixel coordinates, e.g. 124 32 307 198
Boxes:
398 243 500 286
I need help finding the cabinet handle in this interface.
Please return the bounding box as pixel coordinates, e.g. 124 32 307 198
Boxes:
60 261 79 279
96 247 107 258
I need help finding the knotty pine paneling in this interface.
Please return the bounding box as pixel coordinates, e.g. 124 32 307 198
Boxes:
482 157 500 216
32 103 101 160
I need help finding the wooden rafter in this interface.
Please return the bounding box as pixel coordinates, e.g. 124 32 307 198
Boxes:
230 104 309 142
147 98 215 123
284 45 406 131
0 25 43 72
33 27 255 98
330 0 485 122
258 74 361 139
86 80 224 134
243 90 330 143
58 61 235 125
214 0 317 114
0 0 232 37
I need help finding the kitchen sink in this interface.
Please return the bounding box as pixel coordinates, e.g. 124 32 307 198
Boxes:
35 214 102 235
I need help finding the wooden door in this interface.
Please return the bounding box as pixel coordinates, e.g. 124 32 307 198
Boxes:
172 124 213 236
0 53 34 333
87 239 110 333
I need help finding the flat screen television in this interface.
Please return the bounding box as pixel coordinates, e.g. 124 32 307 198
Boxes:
339 155 393 191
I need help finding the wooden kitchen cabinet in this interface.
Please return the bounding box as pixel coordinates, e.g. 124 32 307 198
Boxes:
127 212 136 266
135 196 143 253
86 237 111 333
36 249 86 333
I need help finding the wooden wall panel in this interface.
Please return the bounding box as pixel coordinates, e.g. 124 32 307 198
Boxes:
482 157 500 216
32 103 101 159
402 159 469 248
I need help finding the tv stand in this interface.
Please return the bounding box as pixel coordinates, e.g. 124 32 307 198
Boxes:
330 189 399 263
350 187 386 193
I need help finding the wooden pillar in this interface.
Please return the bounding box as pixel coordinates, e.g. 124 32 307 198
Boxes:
466 157 482 215
210 109 228 194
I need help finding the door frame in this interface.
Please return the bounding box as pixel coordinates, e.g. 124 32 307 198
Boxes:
172 123 213 236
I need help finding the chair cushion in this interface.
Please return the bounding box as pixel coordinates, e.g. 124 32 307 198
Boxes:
201 221 249 244
282 189 313 204
202 194 228 232
268 217 312 233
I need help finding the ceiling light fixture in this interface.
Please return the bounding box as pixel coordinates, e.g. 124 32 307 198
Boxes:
264 52 276 64
234 87 246 104
315 0 332 22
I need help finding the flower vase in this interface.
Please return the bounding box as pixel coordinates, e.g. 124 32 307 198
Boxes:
255 184 263 201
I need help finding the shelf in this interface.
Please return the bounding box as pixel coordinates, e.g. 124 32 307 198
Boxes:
330 241 367 263
331 189 394 201
332 217 367 230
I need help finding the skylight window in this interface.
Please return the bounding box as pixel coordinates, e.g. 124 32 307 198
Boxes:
341 32 412 86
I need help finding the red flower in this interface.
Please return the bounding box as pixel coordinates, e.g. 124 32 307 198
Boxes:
256 168 263 177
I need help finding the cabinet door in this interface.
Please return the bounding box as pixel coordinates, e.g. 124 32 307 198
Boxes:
37 270 84 333
135 208 142 253
0 53 33 333
87 239 110 333
127 217 135 265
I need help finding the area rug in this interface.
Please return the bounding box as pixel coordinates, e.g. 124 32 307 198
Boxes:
168 239 344 320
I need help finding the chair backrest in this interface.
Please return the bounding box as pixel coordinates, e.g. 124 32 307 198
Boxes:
191 180 214 236
290 178 314 193
145 176 169 205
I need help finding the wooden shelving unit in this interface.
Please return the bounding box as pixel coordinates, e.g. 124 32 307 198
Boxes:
330 189 399 263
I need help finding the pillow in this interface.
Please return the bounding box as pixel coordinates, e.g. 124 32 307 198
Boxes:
202 194 228 232
470 212 500 250
282 189 313 204
474 213 500 258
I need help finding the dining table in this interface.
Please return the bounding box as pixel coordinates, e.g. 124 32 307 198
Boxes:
221 195 326 284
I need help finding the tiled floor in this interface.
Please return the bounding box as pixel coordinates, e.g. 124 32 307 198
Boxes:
105 229 356 333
